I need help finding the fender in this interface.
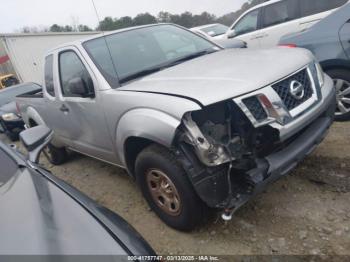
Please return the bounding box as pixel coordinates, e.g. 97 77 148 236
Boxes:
116 108 182 167
24 106 64 148
25 106 46 127
320 59 350 72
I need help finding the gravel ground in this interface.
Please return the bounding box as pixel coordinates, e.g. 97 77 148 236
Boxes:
1 122 349 255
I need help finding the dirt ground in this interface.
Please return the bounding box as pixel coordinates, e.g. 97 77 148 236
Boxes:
1 122 349 255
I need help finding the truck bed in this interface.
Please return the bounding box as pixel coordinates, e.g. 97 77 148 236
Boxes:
16 88 43 99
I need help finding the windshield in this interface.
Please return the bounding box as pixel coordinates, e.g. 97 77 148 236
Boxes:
83 24 218 87
201 24 229 37
0 83 40 106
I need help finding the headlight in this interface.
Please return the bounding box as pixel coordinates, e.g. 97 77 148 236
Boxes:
315 62 324 88
2 113 20 121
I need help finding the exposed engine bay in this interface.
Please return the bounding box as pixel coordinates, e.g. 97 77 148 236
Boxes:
180 100 280 169
174 100 281 216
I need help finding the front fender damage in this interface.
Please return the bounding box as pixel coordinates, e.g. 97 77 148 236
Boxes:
172 100 279 213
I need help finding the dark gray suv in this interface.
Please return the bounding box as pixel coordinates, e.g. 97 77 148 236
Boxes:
279 3 350 121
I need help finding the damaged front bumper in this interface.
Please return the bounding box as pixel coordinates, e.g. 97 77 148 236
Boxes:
177 73 336 215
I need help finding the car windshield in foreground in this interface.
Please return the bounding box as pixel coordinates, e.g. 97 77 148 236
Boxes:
201 24 229 37
0 147 18 187
83 24 219 86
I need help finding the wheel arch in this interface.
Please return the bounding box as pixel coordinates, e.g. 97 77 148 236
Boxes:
320 59 350 72
123 136 156 176
116 108 182 175
26 107 45 127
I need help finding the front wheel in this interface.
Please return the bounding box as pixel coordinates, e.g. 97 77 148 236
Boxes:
42 144 68 165
135 144 209 231
325 69 350 121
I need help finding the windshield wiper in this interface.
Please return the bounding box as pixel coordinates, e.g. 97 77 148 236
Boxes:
119 49 218 84
119 67 163 84
163 49 218 69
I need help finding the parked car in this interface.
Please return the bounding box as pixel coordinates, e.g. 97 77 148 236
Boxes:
279 3 350 121
191 23 230 39
225 0 348 48
16 23 336 231
0 83 41 141
191 23 247 49
0 125 155 256
0 74 19 89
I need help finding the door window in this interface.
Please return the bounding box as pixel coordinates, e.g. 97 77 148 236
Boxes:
44 55 55 97
59 51 94 97
233 9 260 36
262 0 298 28
300 0 348 17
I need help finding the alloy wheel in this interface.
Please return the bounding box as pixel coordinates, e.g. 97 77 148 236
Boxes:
334 78 350 116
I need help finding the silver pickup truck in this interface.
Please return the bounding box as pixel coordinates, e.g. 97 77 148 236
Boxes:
16 24 336 231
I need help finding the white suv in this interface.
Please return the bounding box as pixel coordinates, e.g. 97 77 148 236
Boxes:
226 0 348 48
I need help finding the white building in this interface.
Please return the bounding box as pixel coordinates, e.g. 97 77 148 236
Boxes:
0 32 99 83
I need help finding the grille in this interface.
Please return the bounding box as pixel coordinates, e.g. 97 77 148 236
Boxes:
272 69 313 111
243 96 267 121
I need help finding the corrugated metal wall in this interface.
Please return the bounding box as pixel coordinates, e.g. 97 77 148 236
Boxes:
1 32 98 84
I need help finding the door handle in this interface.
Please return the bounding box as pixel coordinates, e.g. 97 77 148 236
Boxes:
60 104 69 113
251 33 268 40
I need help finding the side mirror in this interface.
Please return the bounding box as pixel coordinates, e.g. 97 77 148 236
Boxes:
68 77 94 98
227 30 237 39
20 125 53 164
216 39 247 49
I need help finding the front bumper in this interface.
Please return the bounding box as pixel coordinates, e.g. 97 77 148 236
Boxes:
187 77 336 210
230 103 334 211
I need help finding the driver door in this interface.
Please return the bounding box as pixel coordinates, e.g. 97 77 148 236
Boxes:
56 47 116 163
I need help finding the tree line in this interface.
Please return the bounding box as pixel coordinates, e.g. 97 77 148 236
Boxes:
20 0 265 33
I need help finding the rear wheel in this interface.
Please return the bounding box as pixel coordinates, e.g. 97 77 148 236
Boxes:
6 131 19 142
42 144 68 165
135 144 209 231
325 69 350 121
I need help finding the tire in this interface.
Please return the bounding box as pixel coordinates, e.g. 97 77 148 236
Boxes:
43 144 68 165
0 121 4 133
6 131 19 142
135 144 209 231
325 68 350 121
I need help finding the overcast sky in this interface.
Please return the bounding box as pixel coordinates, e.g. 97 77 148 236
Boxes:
0 0 246 33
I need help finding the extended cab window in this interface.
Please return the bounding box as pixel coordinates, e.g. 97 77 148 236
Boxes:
44 55 55 97
300 0 348 17
233 9 260 36
262 0 297 28
59 51 94 97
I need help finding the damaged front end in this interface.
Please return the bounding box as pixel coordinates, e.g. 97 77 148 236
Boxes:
174 100 280 216
171 63 334 220
174 97 334 221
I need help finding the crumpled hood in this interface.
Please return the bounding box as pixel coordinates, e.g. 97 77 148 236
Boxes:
119 48 314 106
